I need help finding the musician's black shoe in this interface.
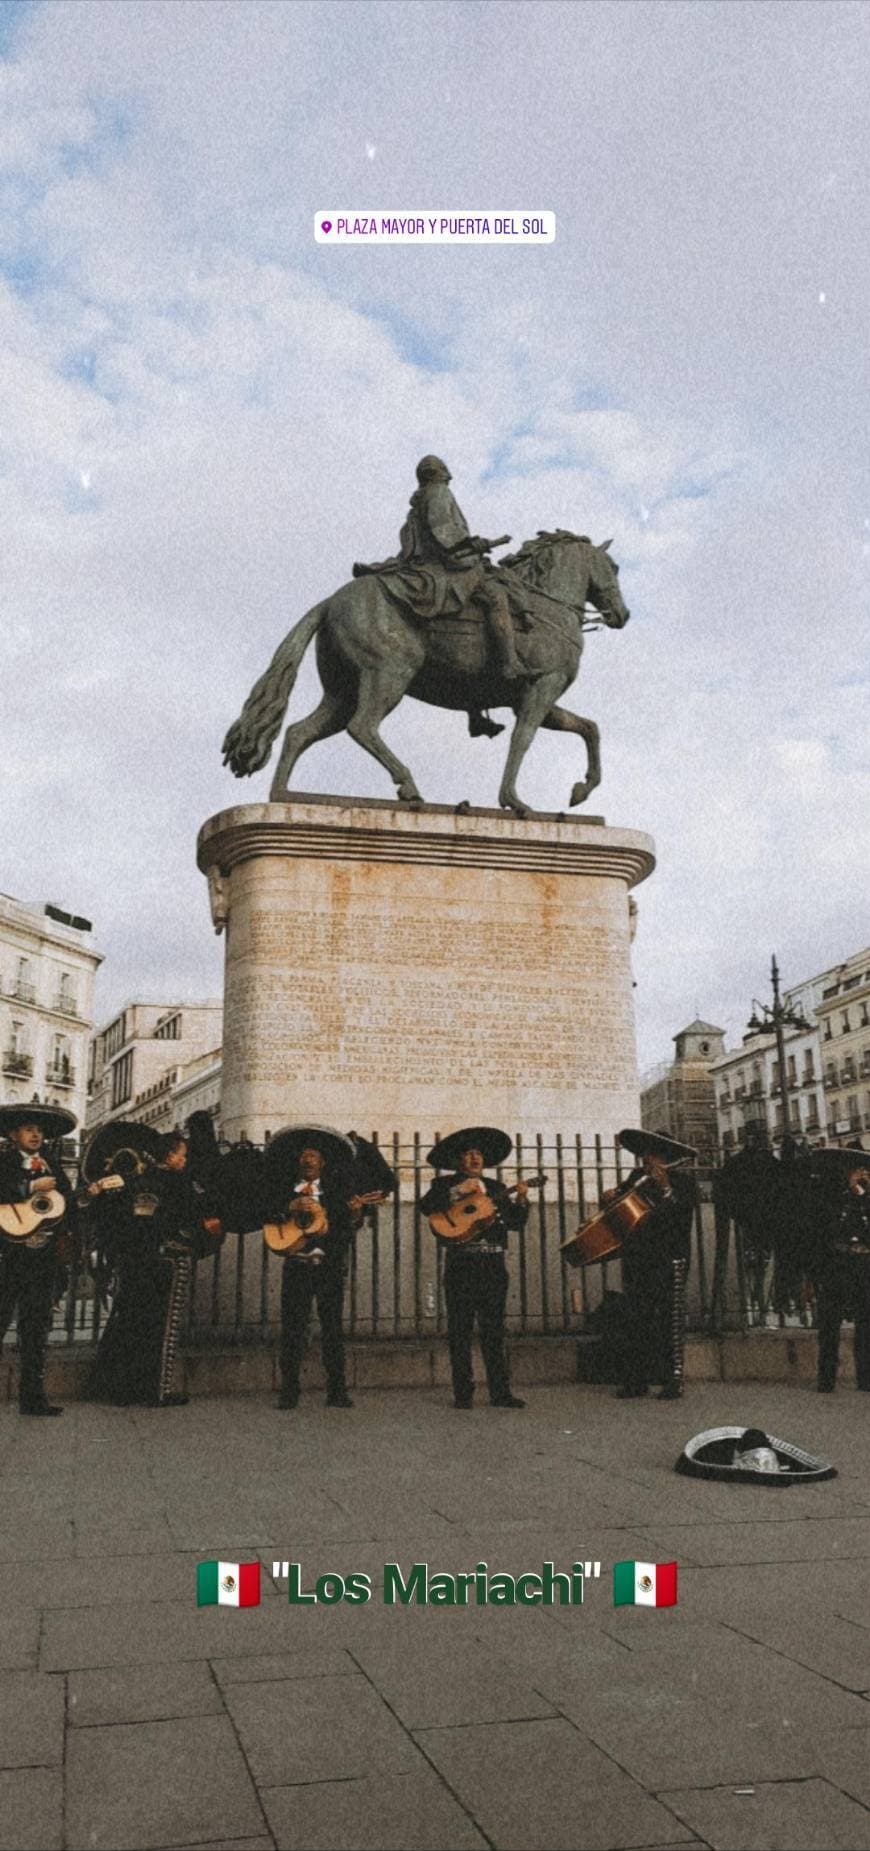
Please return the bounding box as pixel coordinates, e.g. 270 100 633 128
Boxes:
468 711 505 739
817 1382 835 1394
160 1394 190 1407
453 1396 473 1409
615 1386 649 1399
326 1390 354 1408
491 1394 526 1408
20 1399 63 1416
657 1384 683 1401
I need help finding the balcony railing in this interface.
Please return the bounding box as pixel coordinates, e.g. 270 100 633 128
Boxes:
4 980 36 1005
2 1050 33 1077
47 1063 75 1088
52 994 80 1018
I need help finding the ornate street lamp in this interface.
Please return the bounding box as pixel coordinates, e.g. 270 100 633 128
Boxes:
746 955 813 1144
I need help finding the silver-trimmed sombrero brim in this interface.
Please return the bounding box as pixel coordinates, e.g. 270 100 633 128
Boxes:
676 1426 836 1484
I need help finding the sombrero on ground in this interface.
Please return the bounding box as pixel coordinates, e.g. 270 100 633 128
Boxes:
618 1128 697 1165
676 1425 836 1484
427 1127 513 1170
0 1103 78 1142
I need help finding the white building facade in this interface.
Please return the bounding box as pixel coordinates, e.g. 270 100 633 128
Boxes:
711 950 870 1153
814 949 870 1145
0 894 103 1150
87 1001 223 1136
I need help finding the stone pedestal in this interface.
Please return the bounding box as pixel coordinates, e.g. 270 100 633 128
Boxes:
197 796 655 1151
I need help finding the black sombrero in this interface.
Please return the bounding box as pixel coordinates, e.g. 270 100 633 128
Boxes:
813 1146 868 1172
265 1124 356 1184
676 1426 836 1485
618 1127 697 1165
427 1127 513 1170
81 1119 163 1184
0 1102 78 1142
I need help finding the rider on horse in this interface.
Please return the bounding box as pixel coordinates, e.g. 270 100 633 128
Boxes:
354 455 532 736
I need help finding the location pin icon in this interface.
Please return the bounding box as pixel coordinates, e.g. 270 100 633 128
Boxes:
321 220 333 233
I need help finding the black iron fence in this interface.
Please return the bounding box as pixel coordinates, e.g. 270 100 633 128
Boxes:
48 1136 727 1350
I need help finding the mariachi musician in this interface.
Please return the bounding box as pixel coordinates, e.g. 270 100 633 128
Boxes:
82 1119 223 1407
420 1126 528 1410
0 1103 78 1416
611 1129 696 1400
264 1124 389 1411
807 1147 870 1394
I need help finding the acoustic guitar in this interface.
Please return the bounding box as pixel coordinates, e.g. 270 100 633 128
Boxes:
0 1188 67 1242
264 1190 386 1256
429 1174 547 1243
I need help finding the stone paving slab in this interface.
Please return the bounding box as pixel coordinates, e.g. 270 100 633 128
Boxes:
2 1552 202 1610
349 1631 558 1729
262 1767 488 1849
4 1383 870 1850
0 1766 62 1851
211 1645 360 1685
0 1602 39 1670
65 1714 266 1849
414 1718 694 1850
224 1673 422 1785
68 1661 223 1727
660 1777 870 1850
0 1669 65 1768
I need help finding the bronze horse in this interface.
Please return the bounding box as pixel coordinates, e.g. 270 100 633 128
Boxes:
222 530 630 816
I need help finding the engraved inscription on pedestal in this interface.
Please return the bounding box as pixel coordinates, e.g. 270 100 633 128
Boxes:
197 799 655 1151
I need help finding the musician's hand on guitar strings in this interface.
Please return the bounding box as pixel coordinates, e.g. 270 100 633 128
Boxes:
31 1174 57 1193
514 1180 529 1202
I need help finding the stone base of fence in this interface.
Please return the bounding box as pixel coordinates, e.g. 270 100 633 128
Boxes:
2 1328 848 1402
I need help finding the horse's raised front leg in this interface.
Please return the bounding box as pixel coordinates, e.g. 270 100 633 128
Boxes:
347 669 423 805
498 671 568 817
269 691 355 801
540 704 601 806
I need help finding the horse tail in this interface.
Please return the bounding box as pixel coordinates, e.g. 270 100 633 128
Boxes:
222 602 326 776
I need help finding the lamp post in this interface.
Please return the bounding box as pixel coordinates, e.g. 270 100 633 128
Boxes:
746 955 812 1147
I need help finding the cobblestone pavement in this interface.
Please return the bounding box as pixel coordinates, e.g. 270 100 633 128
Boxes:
1 1380 869 1850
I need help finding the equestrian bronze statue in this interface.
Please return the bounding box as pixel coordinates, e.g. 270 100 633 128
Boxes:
222 459 630 817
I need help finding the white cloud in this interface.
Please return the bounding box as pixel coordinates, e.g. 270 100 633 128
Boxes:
1 0 868 1077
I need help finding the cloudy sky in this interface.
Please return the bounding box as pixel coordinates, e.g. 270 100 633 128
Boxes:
1 0 868 1073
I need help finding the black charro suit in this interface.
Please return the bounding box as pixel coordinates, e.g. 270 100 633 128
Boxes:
0 1146 75 1410
620 1169 694 1395
277 1181 356 1403
419 1173 527 1405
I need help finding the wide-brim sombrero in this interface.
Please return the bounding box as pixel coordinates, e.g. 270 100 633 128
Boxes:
0 1102 78 1142
427 1127 513 1170
676 1425 836 1485
618 1127 697 1165
813 1146 868 1172
81 1119 163 1184
265 1124 356 1185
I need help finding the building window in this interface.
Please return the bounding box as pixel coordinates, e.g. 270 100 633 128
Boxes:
103 1014 127 1060
110 1051 133 1110
14 957 34 1003
842 1011 851 1033
56 970 77 1014
823 1021 832 1041
803 1052 815 1080
155 1013 181 1041
787 1055 797 1086
806 1093 819 1128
